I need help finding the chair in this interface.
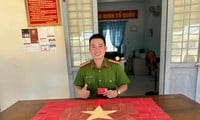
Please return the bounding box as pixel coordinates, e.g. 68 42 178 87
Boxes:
145 51 159 95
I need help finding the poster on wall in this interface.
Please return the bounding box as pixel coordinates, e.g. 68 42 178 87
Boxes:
25 0 61 26
21 27 56 52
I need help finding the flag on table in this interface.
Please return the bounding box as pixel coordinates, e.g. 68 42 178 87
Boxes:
32 98 171 120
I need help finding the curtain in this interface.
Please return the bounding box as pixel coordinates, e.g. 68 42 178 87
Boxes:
109 21 126 52
99 21 127 53
98 22 108 37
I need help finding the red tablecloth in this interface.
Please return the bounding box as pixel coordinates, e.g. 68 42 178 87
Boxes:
32 97 171 120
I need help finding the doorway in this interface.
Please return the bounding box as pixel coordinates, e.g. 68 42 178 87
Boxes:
97 0 162 96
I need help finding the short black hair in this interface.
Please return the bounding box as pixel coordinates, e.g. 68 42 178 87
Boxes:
89 33 106 45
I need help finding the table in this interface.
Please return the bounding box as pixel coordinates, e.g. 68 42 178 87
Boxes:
1 94 200 120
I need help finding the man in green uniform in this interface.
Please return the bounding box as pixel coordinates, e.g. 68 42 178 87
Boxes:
74 33 130 99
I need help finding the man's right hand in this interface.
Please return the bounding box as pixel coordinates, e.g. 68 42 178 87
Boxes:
78 84 90 99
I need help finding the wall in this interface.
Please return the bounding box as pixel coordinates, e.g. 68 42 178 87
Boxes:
0 1 69 111
144 0 161 56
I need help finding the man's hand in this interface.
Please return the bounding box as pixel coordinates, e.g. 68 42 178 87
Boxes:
78 84 90 99
103 90 118 98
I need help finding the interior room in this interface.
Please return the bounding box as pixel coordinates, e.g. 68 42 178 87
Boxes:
98 0 161 96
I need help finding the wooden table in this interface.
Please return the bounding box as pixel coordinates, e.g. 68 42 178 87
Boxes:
1 94 200 120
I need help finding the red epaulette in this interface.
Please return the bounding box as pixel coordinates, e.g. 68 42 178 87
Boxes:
80 61 90 67
108 59 120 64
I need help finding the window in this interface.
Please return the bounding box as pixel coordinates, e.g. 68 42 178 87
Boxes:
105 29 117 52
66 0 94 67
171 0 200 62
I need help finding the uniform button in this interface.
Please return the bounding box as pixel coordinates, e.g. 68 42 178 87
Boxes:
109 80 112 82
98 70 101 72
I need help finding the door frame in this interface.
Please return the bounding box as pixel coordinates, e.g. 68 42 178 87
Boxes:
159 0 168 95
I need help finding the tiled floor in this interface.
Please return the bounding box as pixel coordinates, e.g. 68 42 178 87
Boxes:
121 75 159 96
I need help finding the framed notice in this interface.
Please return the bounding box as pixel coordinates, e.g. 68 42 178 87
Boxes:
25 0 61 26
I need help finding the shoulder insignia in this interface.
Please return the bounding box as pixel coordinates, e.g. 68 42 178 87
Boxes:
108 59 120 64
80 61 90 67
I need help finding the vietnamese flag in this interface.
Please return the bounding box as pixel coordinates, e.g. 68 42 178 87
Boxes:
32 98 171 120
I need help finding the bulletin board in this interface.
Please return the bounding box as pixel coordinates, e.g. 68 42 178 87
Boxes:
25 0 61 26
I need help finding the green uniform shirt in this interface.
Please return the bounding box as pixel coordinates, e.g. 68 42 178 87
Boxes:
74 58 130 98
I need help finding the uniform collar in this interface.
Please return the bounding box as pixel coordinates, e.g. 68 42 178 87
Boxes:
90 58 109 69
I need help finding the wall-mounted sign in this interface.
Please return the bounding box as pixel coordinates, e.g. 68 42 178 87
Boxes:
98 10 138 20
25 0 61 26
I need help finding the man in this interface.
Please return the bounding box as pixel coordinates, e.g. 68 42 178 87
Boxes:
74 33 130 99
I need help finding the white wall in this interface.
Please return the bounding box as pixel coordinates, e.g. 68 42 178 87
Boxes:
143 0 161 56
0 1 69 111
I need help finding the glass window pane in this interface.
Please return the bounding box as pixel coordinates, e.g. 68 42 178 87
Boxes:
171 0 200 63
172 49 182 55
69 12 78 19
174 0 184 6
70 27 79 33
69 20 78 26
83 12 92 18
173 21 184 28
67 0 94 67
82 0 91 4
183 34 189 41
83 4 92 11
189 34 199 41
192 0 200 4
185 1 191 5
72 47 81 53
174 6 184 13
190 26 200 34
172 42 182 48
68 0 77 4
191 4 200 12
173 35 183 41
68 5 77 11
188 49 198 55
71 40 80 46
171 56 181 62
174 13 184 21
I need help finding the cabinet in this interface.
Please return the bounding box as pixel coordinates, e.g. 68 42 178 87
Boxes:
133 58 149 75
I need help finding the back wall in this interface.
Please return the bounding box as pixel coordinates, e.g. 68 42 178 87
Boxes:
0 1 69 111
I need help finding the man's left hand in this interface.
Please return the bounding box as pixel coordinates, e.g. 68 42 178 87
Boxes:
103 90 118 98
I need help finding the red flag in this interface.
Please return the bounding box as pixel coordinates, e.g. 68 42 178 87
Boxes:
32 98 171 120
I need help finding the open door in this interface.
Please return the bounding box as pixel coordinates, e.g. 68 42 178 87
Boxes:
62 0 98 98
164 0 200 102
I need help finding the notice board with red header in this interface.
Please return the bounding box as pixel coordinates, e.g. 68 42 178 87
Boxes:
25 0 61 26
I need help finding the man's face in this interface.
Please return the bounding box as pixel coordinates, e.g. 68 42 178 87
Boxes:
89 38 107 60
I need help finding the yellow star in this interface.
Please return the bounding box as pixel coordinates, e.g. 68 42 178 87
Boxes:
82 106 117 120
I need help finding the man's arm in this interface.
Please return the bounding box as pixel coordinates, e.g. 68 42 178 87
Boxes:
75 84 90 99
103 84 128 98
117 84 128 95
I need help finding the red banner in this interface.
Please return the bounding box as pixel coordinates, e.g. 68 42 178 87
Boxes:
98 10 138 20
32 98 171 120
25 0 61 26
